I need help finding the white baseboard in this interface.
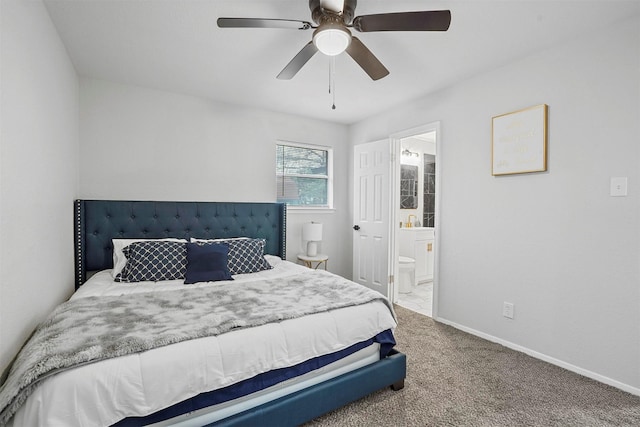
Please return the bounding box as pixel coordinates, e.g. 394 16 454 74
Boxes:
434 316 640 397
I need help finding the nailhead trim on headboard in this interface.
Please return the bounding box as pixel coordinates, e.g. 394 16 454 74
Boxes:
74 200 85 287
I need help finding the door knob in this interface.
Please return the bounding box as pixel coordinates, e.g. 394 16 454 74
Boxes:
353 225 360 231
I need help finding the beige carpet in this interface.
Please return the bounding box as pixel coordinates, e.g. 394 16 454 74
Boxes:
306 305 640 426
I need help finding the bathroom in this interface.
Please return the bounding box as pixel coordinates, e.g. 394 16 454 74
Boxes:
396 131 436 317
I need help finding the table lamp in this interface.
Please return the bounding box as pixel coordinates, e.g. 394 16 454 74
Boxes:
302 222 323 257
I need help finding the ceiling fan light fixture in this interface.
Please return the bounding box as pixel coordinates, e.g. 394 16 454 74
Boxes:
313 25 351 56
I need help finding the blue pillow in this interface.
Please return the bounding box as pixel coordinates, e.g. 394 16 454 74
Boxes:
226 238 272 274
116 241 187 282
184 242 233 284
193 238 273 274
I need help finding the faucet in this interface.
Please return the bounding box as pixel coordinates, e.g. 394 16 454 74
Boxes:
407 215 416 228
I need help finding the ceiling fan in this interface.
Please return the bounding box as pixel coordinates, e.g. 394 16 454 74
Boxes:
217 0 451 81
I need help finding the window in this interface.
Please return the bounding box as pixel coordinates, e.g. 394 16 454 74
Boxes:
276 142 332 208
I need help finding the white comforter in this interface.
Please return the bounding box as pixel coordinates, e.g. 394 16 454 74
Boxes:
10 257 396 427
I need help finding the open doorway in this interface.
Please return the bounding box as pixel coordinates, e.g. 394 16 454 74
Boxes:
391 123 440 318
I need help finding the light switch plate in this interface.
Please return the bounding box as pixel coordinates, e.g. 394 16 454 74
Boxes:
610 177 628 197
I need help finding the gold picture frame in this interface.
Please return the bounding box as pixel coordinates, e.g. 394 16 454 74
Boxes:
492 104 548 175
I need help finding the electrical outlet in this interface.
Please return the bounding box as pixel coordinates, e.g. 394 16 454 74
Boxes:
503 302 514 319
610 177 628 196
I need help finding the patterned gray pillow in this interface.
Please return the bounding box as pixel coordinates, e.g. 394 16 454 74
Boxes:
227 238 272 274
198 238 272 275
115 241 187 282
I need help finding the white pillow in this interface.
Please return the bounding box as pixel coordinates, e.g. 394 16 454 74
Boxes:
264 254 283 267
190 237 249 243
112 238 187 278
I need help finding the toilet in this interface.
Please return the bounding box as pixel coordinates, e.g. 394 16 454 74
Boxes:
398 256 416 294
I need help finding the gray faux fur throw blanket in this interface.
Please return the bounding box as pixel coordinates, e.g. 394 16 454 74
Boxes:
0 270 394 425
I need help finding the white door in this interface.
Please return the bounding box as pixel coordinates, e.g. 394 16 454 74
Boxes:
353 140 392 297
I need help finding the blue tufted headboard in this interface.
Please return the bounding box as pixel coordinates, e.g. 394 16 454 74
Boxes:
74 200 286 289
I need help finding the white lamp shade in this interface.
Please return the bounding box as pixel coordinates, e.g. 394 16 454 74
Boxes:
302 222 323 242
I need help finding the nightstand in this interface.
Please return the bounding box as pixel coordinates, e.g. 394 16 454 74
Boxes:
297 253 329 270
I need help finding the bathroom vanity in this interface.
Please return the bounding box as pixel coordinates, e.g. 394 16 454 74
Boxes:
399 227 435 283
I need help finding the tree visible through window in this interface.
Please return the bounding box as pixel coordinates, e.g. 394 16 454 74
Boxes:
276 143 332 207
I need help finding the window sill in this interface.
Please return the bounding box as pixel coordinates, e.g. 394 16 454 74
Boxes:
286 207 335 214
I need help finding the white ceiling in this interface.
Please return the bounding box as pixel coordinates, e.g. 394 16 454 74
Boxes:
44 0 640 125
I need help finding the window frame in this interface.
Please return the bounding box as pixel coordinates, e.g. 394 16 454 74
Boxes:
276 140 334 211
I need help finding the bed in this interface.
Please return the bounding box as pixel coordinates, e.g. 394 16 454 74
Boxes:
0 200 406 426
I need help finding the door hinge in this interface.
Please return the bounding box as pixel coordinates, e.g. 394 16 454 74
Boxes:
389 274 394 283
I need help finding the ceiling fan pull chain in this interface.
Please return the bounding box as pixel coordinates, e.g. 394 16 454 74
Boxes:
328 59 332 94
331 56 336 110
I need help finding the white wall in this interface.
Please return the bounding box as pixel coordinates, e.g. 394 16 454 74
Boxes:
350 16 640 392
0 0 79 373
79 78 351 277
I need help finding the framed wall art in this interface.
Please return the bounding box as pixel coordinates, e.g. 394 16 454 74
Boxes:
492 104 548 175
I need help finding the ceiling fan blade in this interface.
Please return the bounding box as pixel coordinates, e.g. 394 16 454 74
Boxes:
217 18 312 30
277 41 319 80
345 37 389 81
352 10 451 32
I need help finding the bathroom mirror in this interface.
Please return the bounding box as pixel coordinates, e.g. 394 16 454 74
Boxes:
400 165 418 209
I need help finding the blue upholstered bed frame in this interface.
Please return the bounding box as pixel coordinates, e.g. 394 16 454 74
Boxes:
73 200 406 426
74 200 286 288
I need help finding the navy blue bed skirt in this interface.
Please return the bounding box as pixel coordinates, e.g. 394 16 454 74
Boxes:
112 330 395 426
